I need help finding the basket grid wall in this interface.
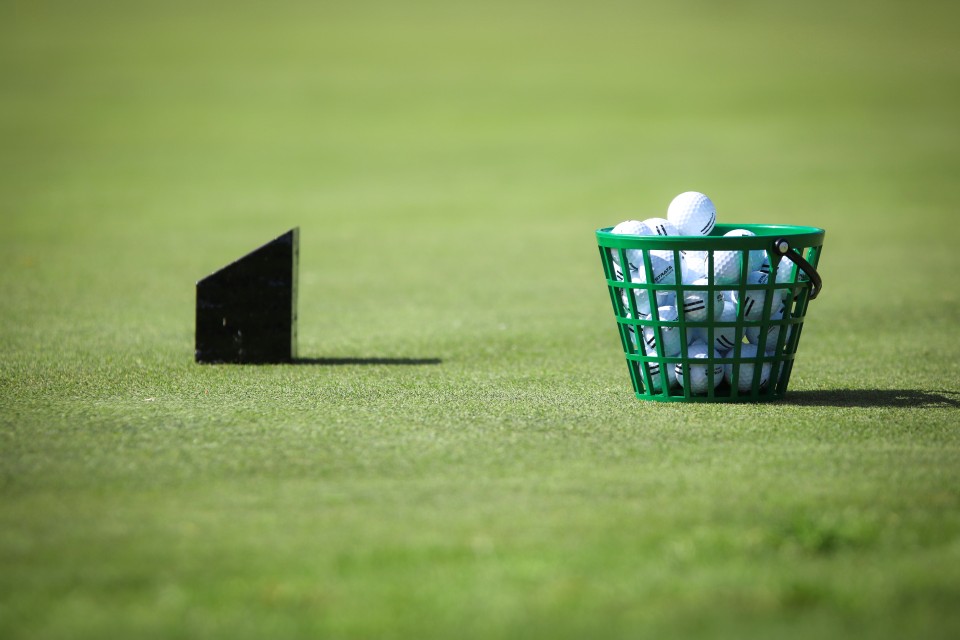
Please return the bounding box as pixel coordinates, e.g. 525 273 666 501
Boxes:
596 223 825 403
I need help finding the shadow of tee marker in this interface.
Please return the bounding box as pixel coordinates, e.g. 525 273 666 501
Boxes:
291 357 442 366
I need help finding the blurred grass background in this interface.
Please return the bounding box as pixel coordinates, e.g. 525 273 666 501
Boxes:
2 0 960 638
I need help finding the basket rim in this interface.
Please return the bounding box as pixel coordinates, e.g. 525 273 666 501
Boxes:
596 222 825 250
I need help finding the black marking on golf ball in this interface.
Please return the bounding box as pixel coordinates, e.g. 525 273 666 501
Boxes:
684 301 705 313
654 265 675 283
654 224 668 236
699 213 715 235
744 298 755 317
717 335 735 349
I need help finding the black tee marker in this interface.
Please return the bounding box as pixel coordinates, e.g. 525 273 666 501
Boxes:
195 228 299 363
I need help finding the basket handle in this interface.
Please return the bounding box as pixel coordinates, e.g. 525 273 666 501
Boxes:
772 238 822 300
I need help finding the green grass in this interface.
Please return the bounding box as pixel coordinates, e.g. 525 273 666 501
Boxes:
2 0 960 637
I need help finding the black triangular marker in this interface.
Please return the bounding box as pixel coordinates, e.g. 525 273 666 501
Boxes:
195 228 298 363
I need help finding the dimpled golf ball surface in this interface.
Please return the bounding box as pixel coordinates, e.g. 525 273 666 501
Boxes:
760 254 809 284
723 229 766 272
632 252 676 288
769 255 811 310
734 271 782 321
609 219 650 271
613 258 662 316
724 343 772 392
621 287 647 317
642 360 664 393
642 217 680 237
682 278 724 323
650 249 680 279
611 220 647 236
622 286 675 317
642 305 682 357
697 302 739 353
776 255 810 283
667 192 717 236
680 251 707 283
674 341 724 394
746 307 788 351
709 249 743 285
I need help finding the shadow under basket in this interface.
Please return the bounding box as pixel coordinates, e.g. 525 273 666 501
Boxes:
596 223 825 402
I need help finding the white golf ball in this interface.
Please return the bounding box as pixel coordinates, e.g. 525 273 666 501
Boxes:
650 249 681 278
621 312 639 350
609 219 650 271
680 250 708 284
674 341 724 394
734 271 782 322
723 229 765 272
691 302 739 353
632 252 678 289
681 277 724 323
641 217 680 237
614 258 668 316
667 192 717 236
760 255 802 311
611 219 647 236
708 249 745 285
746 307 788 351
612 262 625 282
612 264 633 313
641 360 666 393
620 286 646 317
608 219 682 288
622 284 674 317
642 305 682 357
724 343 772 392
759 254 809 285
654 289 677 309
776 255 810 284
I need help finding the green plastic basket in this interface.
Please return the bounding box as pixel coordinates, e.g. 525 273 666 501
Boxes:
596 223 825 402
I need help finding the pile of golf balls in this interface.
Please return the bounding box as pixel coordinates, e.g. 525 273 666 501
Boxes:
609 192 805 394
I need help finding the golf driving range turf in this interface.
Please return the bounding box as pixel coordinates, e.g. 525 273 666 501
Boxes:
2 0 959 637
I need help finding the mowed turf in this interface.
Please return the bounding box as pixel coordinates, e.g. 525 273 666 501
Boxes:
2 1 960 638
